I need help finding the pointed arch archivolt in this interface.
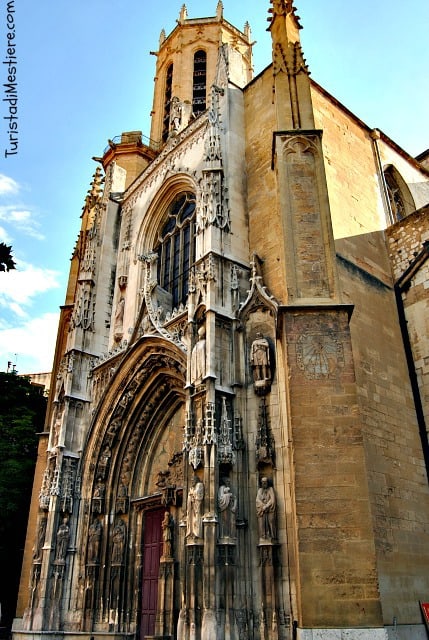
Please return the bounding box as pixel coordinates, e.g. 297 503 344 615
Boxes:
81 335 186 508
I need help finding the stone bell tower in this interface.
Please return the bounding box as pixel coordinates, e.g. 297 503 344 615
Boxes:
149 1 253 145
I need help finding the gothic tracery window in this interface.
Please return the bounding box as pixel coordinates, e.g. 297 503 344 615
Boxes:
384 165 415 222
193 50 207 115
156 192 196 308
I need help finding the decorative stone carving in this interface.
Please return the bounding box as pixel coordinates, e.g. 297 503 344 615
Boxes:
113 296 125 342
91 479 105 514
170 96 182 133
33 515 47 562
111 518 126 565
186 477 204 541
60 457 77 514
256 477 277 542
203 402 216 445
39 459 55 509
116 482 128 514
162 512 173 558
256 398 275 466
191 325 206 385
87 518 102 564
250 333 272 394
238 254 278 322
218 396 235 465
54 518 70 564
218 478 237 540
97 445 111 480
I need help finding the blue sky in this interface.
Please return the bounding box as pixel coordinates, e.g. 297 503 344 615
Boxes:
0 0 428 374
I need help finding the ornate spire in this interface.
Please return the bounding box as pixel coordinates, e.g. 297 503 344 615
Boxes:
268 0 313 130
216 1 223 20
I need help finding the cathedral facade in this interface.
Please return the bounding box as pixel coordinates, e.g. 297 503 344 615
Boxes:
14 3 429 640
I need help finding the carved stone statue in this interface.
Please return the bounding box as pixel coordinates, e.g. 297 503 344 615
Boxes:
98 445 111 480
162 512 173 557
186 476 204 540
55 517 70 563
87 518 102 564
191 325 206 385
114 297 125 336
33 515 47 561
250 333 271 383
256 477 277 542
112 518 126 565
116 482 128 514
170 96 182 133
92 480 105 514
218 477 237 539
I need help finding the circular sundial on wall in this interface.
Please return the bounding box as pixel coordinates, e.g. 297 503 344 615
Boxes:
296 331 344 380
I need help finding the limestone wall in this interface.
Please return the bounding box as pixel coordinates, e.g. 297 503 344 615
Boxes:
387 206 429 441
337 231 429 624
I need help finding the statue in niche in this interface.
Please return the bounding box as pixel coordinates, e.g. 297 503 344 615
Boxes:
112 518 126 565
162 512 173 557
116 482 128 514
93 480 105 498
33 515 47 561
251 333 271 382
114 296 125 341
98 445 111 479
87 518 102 564
55 517 70 563
191 325 206 385
186 476 204 540
250 333 272 394
256 477 277 542
218 477 237 539
170 96 182 133
92 479 105 513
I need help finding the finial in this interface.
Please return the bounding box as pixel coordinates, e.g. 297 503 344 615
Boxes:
89 166 104 198
244 21 251 41
267 0 302 28
159 28 166 46
216 1 223 20
179 4 188 23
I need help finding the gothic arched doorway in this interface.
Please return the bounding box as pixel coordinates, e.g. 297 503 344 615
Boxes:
140 506 167 639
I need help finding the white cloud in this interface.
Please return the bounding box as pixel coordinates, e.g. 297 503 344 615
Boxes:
0 224 11 243
0 261 61 313
0 173 20 196
0 312 59 373
0 205 44 240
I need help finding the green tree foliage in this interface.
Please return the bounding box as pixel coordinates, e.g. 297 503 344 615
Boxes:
0 242 16 272
0 372 47 631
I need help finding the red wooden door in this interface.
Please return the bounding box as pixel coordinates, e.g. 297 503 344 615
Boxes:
140 508 165 640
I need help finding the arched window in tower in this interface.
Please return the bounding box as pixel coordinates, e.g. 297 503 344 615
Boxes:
384 165 415 222
156 192 196 308
162 63 174 143
193 50 207 116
